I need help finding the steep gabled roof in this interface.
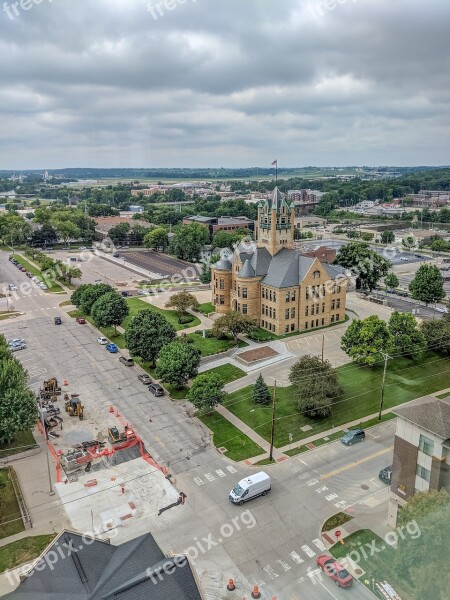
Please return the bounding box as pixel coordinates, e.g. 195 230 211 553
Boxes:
393 396 450 440
260 249 315 288
238 258 255 278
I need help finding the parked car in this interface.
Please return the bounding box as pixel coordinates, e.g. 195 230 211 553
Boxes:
113 252 120 258
341 429 365 446
316 555 353 588
97 337 108 345
379 465 393 484
26 272 33 278
121 291 130 297
76 317 86 324
10 343 26 352
8 284 17 290
119 356 134 366
8 338 25 346
39 283 48 290
396 290 409 297
20 267 26 272
79 246 87 250
54 316 62 325
436 306 448 313
138 374 152 385
106 343 119 353
148 383 164 397
138 290 150 296
400 256 409 261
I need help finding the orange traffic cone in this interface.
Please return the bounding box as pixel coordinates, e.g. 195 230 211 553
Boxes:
227 578 235 591
109 406 114 413
251 585 261 599
63 380 68 386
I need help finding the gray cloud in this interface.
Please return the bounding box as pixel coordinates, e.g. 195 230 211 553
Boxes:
0 0 449 168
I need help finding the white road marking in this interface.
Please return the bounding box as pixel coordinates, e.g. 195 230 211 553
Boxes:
299 459 308 466
298 472 310 480
204 473 215 481
334 500 348 509
325 493 339 501
312 538 326 552
301 544 316 558
290 551 304 564
276 558 291 572
226 465 237 473
193 477 204 485
315 486 329 494
216 469 226 477
306 478 319 486
263 565 279 579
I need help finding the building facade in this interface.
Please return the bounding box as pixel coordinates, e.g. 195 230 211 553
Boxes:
183 215 254 236
211 188 348 335
388 396 450 526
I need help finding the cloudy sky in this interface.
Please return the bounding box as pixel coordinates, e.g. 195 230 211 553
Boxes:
1 0 449 169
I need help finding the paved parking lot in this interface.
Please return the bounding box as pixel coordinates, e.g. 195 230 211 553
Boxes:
124 249 200 279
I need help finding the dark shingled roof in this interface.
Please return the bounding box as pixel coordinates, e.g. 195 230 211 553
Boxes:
238 258 255 278
260 248 315 288
3 531 203 600
393 396 450 440
239 246 272 277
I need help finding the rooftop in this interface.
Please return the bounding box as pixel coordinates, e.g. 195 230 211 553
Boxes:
393 396 450 440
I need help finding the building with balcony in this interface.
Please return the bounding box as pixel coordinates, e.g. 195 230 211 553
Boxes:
388 395 450 526
211 188 348 335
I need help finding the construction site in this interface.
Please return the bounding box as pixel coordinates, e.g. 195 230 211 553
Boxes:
35 377 181 542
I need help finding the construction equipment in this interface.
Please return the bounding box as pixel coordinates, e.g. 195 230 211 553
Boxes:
39 378 61 401
65 396 84 420
108 426 136 445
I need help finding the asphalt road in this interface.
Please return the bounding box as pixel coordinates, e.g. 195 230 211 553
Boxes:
367 291 445 320
124 249 200 279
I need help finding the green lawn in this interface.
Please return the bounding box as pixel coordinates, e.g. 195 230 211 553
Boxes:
224 353 450 447
0 469 25 539
0 535 57 574
197 302 215 315
204 364 246 385
0 431 37 460
322 512 353 532
12 255 63 293
198 412 264 461
187 332 247 356
331 530 415 600
123 298 200 331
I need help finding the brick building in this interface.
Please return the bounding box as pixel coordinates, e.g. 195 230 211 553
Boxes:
182 215 254 237
300 245 337 264
388 396 450 526
211 188 348 335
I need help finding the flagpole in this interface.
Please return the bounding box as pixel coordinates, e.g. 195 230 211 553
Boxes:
276 161 278 186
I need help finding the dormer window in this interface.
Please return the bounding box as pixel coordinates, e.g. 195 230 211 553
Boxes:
313 270 321 279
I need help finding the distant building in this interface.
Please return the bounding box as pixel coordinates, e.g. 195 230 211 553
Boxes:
300 245 337 264
295 216 327 228
389 396 450 526
182 216 254 237
129 205 144 213
287 189 324 216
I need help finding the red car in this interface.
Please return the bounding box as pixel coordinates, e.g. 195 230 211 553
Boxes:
76 317 86 324
316 555 353 588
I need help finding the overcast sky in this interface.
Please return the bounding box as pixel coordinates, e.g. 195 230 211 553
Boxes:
1 0 449 169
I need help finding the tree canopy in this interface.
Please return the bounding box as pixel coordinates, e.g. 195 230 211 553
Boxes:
341 315 391 365
144 227 169 251
171 223 210 262
165 291 199 316
253 373 271 405
388 312 426 360
409 264 446 306
334 242 391 290
125 310 176 366
156 341 201 388
91 291 129 333
187 372 226 412
289 355 342 418
212 311 257 342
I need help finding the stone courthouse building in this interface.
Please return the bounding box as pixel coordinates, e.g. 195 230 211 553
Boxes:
211 188 348 335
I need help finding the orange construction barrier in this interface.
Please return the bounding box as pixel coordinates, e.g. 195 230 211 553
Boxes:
251 586 261 599
63 380 68 386
227 578 235 591
109 406 114 413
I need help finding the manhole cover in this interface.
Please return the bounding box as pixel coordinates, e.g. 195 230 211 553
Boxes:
361 484 369 490
355 568 363 575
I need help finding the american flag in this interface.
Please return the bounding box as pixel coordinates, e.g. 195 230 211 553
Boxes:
271 159 277 165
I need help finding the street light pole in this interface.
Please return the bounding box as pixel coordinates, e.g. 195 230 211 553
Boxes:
38 394 55 495
269 380 277 462
378 352 392 420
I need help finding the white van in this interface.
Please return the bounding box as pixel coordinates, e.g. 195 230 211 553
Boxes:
229 471 271 505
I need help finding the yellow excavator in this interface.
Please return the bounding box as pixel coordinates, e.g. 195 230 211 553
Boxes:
64 394 84 420
40 378 62 402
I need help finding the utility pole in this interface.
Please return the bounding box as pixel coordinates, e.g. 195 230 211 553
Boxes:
38 394 55 495
321 334 325 363
378 352 392 420
269 380 277 461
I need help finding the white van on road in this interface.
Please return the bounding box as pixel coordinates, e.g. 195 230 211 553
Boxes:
229 471 271 505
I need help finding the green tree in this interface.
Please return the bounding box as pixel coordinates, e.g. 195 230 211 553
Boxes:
421 319 450 355
212 228 250 249
91 291 129 334
334 242 391 290
381 230 395 244
59 265 82 285
388 312 426 359
199 261 211 283
144 227 169 251
409 264 445 306
384 272 399 290
171 223 210 262
165 291 199 316
341 315 391 365
130 224 148 245
125 310 176 366
395 490 450 600
212 311 257 343
430 238 450 253
289 355 342 418
253 373 271 405
0 337 37 444
187 372 226 412
73 283 114 315
52 219 80 247
156 341 201 388
402 235 415 249
108 222 130 245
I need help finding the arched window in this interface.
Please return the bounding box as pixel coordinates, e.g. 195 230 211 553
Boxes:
313 270 321 279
